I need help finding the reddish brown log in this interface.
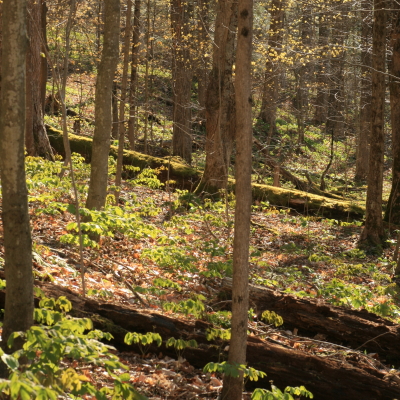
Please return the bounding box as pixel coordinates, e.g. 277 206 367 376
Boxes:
0 282 394 400
221 277 400 366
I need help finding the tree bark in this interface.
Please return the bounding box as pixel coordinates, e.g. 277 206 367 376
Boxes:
195 0 209 122
221 1 253 398
359 0 386 247
384 10 400 227
25 0 54 160
259 0 284 139
0 0 34 358
355 0 372 181
312 18 329 125
127 0 141 150
86 0 120 211
115 0 133 203
196 0 238 194
170 0 193 164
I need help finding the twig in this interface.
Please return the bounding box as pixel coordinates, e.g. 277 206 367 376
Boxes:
88 259 149 307
354 332 390 351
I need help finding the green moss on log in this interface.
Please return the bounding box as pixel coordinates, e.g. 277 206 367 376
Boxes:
46 126 365 219
46 126 200 185
249 182 365 219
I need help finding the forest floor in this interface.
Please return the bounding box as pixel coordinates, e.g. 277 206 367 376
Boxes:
1 150 400 398
1 73 398 398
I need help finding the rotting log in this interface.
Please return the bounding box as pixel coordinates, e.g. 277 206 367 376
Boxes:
46 126 365 219
221 277 400 365
0 281 397 400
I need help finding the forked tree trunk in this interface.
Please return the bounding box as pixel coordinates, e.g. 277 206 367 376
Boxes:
86 0 120 211
0 0 34 361
196 0 238 194
170 0 193 164
359 0 386 247
220 1 253 398
25 0 54 160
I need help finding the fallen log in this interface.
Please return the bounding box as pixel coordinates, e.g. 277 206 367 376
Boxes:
1 281 398 400
220 277 400 365
46 126 365 219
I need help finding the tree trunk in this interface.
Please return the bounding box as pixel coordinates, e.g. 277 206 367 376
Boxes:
196 0 238 194
221 0 253 398
40 0 48 112
355 0 372 181
170 0 193 164
384 10 400 227
111 81 119 139
312 19 329 125
259 0 284 139
196 0 209 122
86 0 120 211
115 0 132 203
0 0 34 359
127 0 141 150
293 4 312 144
359 0 386 247
25 0 54 160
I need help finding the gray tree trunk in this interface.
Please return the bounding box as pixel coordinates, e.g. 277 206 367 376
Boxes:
0 0 34 356
220 0 253 398
86 0 120 211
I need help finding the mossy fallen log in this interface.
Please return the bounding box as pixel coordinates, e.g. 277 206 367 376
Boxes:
46 126 365 219
46 126 199 188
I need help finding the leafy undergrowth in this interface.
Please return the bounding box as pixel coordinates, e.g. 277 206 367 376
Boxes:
0 155 399 399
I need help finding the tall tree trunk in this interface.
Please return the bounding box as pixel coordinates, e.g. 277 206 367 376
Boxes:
196 0 209 122
127 0 141 150
259 0 284 139
86 0 120 211
25 0 54 160
384 10 400 225
312 19 329 125
40 0 48 112
294 3 312 143
221 0 253 398
355 0 372 181
196 0 238 194
0 0 34 359
359 0 386 247
115 0 132 203
171 0 193 164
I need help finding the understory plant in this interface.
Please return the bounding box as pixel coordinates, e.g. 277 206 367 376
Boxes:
0 292 147 400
